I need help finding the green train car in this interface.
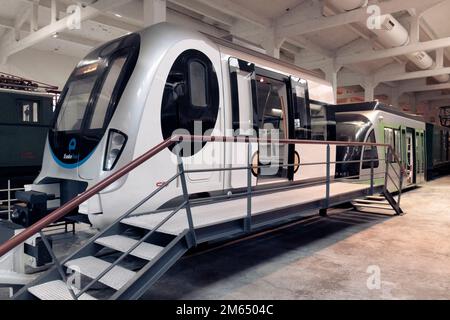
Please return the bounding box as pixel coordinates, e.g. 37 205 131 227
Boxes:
334 101 449 186
426 123 450 180
0 89 54 179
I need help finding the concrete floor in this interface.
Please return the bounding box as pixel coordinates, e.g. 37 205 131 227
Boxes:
1 176 449 299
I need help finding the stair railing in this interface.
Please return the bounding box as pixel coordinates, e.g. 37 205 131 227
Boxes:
0 135 406 299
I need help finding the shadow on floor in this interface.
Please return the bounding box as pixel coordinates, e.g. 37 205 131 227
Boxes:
141 209 393 299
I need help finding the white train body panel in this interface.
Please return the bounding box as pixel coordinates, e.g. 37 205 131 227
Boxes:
29 23 336 228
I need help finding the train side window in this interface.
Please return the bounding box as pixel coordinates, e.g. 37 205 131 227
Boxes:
394 129 401 161
362 130 379 169
189 60 208 107
228 58 257 136
19 100 39 123
384 128 395 162
310 103 327 140
291 78 310 139
161 50 219 154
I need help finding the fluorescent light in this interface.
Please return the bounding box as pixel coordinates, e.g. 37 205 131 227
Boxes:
114 13 122 18
271 108 283 115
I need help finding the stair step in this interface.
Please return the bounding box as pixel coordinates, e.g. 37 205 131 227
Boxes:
366 195 386 200
95 235 164 261
353 199 389 205
28 280 96 300
353 203 394 210
65 256 136 290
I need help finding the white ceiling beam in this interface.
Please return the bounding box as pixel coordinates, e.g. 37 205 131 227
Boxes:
418 94 450 102
168 0 234 26
193 0 271 28
375 67 450 82
276 0 446 38
336 37 450 65
0 17 14 30
30 0 39 32
399 82 450 93
0 0 133 61
143 0 166 27
14 4 32 40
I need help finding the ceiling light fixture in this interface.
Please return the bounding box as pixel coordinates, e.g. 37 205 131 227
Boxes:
114 13 122 18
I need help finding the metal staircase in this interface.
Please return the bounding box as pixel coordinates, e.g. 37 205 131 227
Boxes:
0 135 406 300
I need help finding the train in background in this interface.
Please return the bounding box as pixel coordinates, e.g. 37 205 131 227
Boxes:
334 101 450 185
426 122 450 179
0 72 57 219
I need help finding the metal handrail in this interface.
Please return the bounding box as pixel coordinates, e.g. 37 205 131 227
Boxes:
0 135 406 299
0 135 402 258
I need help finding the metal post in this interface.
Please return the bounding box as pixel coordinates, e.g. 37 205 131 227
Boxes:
325 144 330 207
7 179 11 221
370 146 374 195
39 231 78 300
245 142 252 232
384 148 390 193
177 153 197 247
397 164 404 206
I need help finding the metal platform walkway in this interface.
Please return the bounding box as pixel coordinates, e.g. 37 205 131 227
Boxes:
0 135 405 300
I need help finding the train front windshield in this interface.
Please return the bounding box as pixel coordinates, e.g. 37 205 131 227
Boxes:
335 114 372 178
56 57 127 132
48 33 139 169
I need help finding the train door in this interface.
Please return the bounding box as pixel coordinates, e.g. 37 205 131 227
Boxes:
359 129 379 181
227 58 292 187
289 77 310 180
415 131 425 184
254 69 290 183
405 128 416 184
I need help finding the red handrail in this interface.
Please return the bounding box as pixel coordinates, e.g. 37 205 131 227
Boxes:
0 135 401 257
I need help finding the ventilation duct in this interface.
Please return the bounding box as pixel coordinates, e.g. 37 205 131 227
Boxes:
327 0 368 11
328 0 450 83
371 15 449 83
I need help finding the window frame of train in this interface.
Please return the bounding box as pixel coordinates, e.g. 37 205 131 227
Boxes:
383 126 401 163
161 49 220 156
18 99 40 124
308 99 336 142
228 57 299 181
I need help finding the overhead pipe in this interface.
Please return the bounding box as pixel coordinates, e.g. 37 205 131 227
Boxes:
328 1 450 83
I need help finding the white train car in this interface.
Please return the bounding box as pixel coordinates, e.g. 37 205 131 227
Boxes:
334 102 426 188
18 23 337 228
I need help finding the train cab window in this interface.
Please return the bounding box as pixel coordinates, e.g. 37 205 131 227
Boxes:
161 50 219 153
362 130 379 169
56 76 98 131
310 103 327 140
89 55 127 129
19 100 39 123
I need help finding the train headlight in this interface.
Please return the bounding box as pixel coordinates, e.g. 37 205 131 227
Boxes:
103 129 127 171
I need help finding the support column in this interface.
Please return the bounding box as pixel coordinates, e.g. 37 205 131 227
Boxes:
363 78 378 102
261 28 283 59
321 61 342 103
391 89 401 107
30 0 39 32
143 0 166 27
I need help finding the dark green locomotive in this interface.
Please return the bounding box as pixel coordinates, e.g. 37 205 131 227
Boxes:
0 89 54 179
